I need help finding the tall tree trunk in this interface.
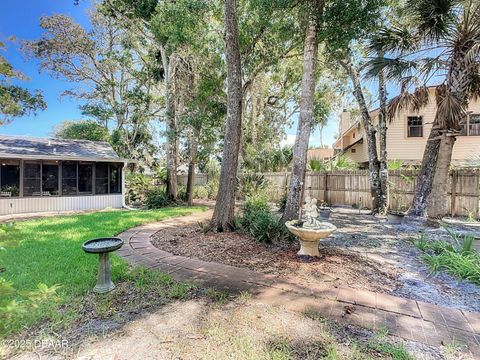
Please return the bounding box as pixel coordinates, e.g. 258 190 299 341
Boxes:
282 13 320 221
319 125 324 148
212 0 243 231
378 64 389 215
186 128 200 206
341 59 383 214
409 53 468 217
251 88 258 147
408 124 442 216
162 49 178 201
427 133 455 217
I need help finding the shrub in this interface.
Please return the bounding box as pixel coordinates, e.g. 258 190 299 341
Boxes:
205 179 219 200
193 185 209 199
237 173 271 199
126 172 153 205
410 230 480 285
238 194 291 243
277 192 287 213
177 185 187 202
145 187 176 209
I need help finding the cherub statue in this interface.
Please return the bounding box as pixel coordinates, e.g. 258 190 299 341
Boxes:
302 197 320 228
301 196 311 221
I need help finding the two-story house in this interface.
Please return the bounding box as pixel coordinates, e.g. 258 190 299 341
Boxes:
333 86 480 168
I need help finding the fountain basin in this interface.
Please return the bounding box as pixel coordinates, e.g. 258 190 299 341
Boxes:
82 237 124 293
285 220 336 257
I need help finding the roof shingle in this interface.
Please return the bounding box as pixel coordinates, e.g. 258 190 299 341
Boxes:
0 135 122 162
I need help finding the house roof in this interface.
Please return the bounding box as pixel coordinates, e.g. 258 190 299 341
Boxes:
0 135 129 162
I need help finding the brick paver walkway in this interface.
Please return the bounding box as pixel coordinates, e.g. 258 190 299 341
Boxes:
116 209 480 357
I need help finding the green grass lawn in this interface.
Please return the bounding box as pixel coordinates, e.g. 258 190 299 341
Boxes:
0 206 206 338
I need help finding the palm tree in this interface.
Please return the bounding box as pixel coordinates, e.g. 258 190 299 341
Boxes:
369 0 480 217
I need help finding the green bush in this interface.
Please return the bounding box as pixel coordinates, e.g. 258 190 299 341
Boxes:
204 179 218 200
193 185 210 199
410 230 480 285
277 192 287 213
145 187 176 209
126 172 154 205
237 173 271 199
238 194 291 243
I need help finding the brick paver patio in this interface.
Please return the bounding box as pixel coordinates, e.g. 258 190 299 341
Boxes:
116 209 480 358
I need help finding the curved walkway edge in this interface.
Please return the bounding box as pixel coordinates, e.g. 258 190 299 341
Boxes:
116 209 480 357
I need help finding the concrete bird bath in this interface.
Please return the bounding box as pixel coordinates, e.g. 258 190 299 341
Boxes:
285 198 337 257
82 237 124 293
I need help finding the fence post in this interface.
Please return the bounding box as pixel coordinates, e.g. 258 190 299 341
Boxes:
324 171 328 204
450 170 456 217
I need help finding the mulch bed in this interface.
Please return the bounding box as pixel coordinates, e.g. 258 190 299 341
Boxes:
151 223 401 294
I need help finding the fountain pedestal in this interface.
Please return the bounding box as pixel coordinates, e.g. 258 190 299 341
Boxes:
285 197 337 257
298 237 322 257
82 237 124 293
285 221 337 257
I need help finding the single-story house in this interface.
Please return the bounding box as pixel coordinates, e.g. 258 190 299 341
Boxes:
0 135 129 216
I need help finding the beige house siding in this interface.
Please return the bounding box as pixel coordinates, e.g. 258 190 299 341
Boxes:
307 148 335 161
337 88 480 165
346 142 369 163
0 194 123 216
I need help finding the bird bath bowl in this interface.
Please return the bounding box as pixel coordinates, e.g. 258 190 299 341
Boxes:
285 220 337 257
82 237 124 293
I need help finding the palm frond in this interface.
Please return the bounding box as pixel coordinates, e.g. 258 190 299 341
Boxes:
365 57 418 81
435 84 467 129
387 85 430 121
367 25 419 55
406 0 457 42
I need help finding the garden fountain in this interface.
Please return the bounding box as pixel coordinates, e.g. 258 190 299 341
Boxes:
82 237 124 293
285 197 337 257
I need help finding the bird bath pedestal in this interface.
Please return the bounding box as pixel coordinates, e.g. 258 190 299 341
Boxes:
285 197 337 257
82 238 124 293
285 220 337 256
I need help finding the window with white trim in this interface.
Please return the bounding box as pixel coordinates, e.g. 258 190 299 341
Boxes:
407 116 423 137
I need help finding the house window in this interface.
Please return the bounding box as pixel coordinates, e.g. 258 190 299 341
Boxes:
23 161 41 196
109 164 122 194
469 114 480 136
351 148 356 153
42 161 59 196
0 160 20 197
95 163 109 194
62 161 78 195
78 163 93 194
407 116 423 137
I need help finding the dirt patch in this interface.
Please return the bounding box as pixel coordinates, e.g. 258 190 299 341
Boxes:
11 299 463 360
152 221 400 294
152 207 480 311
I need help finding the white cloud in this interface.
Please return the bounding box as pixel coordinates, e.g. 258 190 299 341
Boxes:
280 134 297 147
280 134 327 148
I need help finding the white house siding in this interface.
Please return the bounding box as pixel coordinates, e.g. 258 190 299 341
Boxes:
0 194 123 215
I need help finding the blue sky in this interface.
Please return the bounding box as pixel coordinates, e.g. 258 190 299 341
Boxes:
0 0 92 138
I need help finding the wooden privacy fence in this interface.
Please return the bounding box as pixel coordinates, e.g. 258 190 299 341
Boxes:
258 169 480 217
176 169 480 217
176 173 208 187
